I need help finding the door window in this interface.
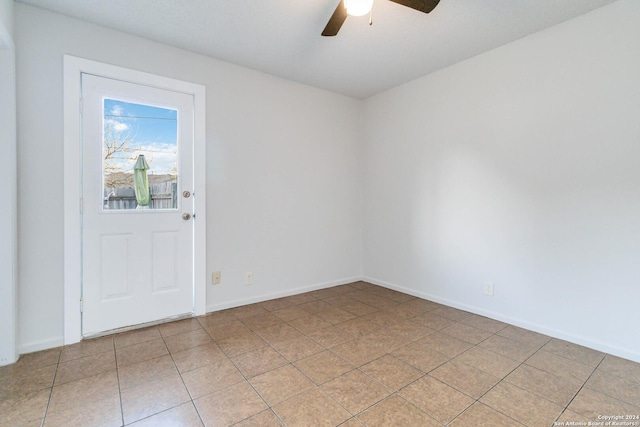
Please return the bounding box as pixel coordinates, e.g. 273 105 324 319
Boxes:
102 99 179 211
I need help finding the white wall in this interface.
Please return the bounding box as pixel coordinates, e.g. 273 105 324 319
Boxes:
0 0 17 365
15 4 363 353
363 0 640 362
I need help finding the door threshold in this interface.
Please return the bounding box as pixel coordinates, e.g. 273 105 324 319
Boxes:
82 312 194 340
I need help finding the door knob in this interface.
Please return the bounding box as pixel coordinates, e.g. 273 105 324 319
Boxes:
183 190 191 198
182 213 192 221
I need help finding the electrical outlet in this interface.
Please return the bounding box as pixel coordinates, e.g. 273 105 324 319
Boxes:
212 271 221 285
484 282 494 296
245 272 253 285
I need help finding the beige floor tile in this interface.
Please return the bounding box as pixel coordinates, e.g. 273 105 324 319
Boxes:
0 388 50 426
273 388 351 427
400 376 474 424
430 360 500 399
294 350 354 385
340 301 379 316
259 297 296 312
299 300 333 314
121 373 191 424
361 329 410 353
410 311 455 331
0 348 61 376
323 295 357 307
384 302 428 318
376 289 415 303
347 291 387 307
441 323 492 345
330 338 387 367
217 331 268 358
335 318 379 338
202 319 251 341
568 387 640 420
357 395 440 427
114 327 161 348
338 417 365 427
228 304 269 319
59 336 114 362
480 381 563 426
195 381 268 427
459 314 508 334
457 347 520 380
118 354 177 391
270 336 324 362
43 395 121 427
181 357 244 399
255 323 304 345
0 364 57 399
128 402 204 426
322 370 390 415
430 306 473 322
288 315 333 333
416 332 472 358
450 402 525 427
157 317 202 337
171 342 227 373
231 346 288 378
597 354 640 380
478 335 539 362
505 364 582 406
361 311 404 327
272 306 309 322
586 368 640 407
240 312 285 331
197 310 238 327
163 329 213 354
496 325 551 348
7 285 632 427
402 298 440 313
115 338 169 367
360 355 422 391
250 364 315 406
306 325 356 348
235 409 283 426
525 350 595 383
283 293 320 305
316 307 357 325
380 319 434 342
54 350 116 385
391 341 450 373
11 419 44 427
542 338 605 368
48 371 119 414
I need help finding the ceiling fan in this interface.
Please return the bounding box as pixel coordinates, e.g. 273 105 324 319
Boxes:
322 0 441 36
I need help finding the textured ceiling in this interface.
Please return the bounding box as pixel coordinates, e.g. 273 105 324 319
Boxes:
17 0 618 98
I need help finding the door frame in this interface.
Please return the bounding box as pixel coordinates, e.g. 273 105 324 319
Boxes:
63 55 206 345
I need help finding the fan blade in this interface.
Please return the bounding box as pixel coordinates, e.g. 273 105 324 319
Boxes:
322 0 348 36
388 0 440 14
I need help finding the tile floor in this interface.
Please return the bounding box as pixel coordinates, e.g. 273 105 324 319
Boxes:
2 282 639 426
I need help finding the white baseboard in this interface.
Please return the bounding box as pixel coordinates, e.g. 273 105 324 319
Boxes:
19 336 64 356
206 276 363 313
363 276 640 364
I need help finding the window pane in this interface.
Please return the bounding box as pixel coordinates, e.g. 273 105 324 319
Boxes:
102 99 179 210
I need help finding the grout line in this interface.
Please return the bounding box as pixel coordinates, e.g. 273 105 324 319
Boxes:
39 347 62 427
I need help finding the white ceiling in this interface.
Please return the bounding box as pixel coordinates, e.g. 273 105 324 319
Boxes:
17 0 617 98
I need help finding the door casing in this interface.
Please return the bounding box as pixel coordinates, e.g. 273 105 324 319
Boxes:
63 55 206 345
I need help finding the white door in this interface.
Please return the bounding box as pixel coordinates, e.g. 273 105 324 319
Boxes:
81 73 195 336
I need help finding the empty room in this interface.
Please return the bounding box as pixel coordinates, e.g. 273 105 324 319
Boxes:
1 0 639 426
